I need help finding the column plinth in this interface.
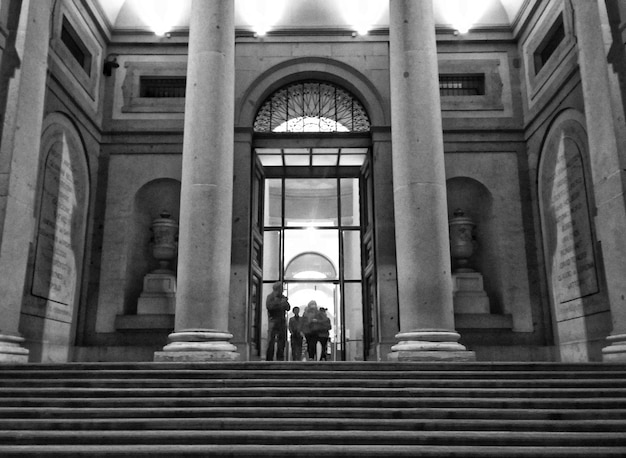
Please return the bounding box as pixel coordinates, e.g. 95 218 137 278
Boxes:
387 0 474 362
388 330 475 362
154 329 239 361
0 334 29 363
602 334 626 362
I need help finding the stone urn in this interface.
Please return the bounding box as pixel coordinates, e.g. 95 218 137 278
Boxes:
449 208 475 273
151 211 178 273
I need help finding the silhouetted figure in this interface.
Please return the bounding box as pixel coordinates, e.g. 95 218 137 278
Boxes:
288 306 304 361
317 307 332 361
265 281 290 361
302 300 320 360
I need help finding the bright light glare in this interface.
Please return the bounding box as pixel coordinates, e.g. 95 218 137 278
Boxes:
438 0 490 34
293 271 328 279
132 0 183 36
338 0 386 36
274 116 349 133
238 0 287 36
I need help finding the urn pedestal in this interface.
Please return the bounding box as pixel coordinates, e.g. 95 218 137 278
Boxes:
137 212 178 315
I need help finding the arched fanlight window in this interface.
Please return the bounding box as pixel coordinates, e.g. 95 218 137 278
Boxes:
254 81 371 133
285 252 337 280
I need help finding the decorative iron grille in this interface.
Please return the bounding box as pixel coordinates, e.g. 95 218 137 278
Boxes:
254 81 371 133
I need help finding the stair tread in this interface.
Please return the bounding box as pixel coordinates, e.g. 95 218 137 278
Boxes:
0 444 625 457
2 387 625 398
3 395 625 406
1 417 625 430
1 362 624 454
2 369 625 378
2 378 625 387
3 406 625 419
1 430 624 448
3 430 625 438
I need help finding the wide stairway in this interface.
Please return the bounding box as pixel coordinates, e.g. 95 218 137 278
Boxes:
0 362 625 456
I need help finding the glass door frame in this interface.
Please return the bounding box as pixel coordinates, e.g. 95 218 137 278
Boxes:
252 133 374 361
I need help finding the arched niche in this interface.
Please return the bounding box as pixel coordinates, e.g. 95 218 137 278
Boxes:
124 178 181 314
30 112 90 326
237 57 387 128
446 176 499 312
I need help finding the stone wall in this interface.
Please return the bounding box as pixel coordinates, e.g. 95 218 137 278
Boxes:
521 0 612 361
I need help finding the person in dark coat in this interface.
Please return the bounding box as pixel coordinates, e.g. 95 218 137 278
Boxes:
301 300 320 360
288 306 304 361
316 308 332 361
265 281 290 361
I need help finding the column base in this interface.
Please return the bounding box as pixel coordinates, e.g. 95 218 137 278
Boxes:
154 329 239 362
388 350 476 362
602 333 626 362
387 330 476 362
0 334 29 363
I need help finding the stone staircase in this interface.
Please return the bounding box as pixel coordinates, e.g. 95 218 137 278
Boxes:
0 361 625 456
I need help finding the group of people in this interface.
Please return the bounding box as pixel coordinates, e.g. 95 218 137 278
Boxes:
265 281 332 361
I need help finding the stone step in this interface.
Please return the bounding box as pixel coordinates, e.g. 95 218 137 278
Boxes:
1 430 625 447
0 417 625 432
2 361 626 372
0 362 624 456
0 362 626 380
0 444 625 457
3 406 625 420
5 404 626 420
3 386 625 398
2 377 625 388
3 395 625 409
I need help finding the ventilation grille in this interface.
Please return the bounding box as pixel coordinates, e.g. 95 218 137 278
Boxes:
439 74 485 96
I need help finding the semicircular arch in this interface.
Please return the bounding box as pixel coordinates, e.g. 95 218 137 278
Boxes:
237 57 388 128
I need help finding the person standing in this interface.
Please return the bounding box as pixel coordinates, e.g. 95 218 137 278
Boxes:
302 300 320 361
288 306 304 361
317 308 332 361
265 281 290 361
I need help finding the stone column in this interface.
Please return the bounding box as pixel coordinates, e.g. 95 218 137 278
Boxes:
387 0 474 361
0 0 52 363
154 0 238 361
572 0 626 362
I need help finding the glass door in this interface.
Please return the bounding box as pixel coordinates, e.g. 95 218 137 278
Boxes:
259 176 365 361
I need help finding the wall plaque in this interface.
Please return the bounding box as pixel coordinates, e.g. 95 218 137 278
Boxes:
32 128 88 322
540 121 599 320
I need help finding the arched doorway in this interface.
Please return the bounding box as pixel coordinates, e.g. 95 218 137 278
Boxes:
249 80 376 361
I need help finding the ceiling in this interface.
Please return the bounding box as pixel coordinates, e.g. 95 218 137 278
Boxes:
95 0 527 35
